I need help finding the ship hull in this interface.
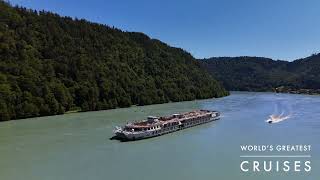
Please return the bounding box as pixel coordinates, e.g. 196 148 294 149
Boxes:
113 114 219 141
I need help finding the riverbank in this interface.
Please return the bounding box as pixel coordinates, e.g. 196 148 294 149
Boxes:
274 86 320 95
226 88 320 96
2 94 229 122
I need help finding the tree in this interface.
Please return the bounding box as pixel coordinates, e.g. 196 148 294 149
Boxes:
0 1 228 121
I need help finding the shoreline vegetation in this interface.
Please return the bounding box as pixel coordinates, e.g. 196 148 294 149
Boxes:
0 1 228 121
200 56 320 95
274 87 320 95
4 97 219 122
1 1 318 121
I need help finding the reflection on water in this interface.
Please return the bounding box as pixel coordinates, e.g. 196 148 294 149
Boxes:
0 92 319 180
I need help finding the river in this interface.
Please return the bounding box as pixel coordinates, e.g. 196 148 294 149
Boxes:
0 92 319 179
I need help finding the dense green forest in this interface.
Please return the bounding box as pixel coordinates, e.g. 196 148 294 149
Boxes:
200 54 320 91
0 1 228 121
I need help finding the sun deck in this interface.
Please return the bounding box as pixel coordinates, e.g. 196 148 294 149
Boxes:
125 110 213 129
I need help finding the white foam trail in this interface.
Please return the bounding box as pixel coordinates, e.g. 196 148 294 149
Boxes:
266 99 292 124
266 114 291 124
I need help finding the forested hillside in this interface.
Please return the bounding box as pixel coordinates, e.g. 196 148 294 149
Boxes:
200 54 320 91
0 1 228 121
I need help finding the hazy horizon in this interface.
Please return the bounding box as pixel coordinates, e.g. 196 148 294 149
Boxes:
9 0 320 61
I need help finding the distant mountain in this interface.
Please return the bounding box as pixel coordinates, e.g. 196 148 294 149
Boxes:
199 54 320 91
0 1 228 121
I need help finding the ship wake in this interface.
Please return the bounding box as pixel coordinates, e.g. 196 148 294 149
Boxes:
266 100 292 124
266 113 291 124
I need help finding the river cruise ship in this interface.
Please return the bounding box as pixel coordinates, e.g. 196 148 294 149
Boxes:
113 110 220 141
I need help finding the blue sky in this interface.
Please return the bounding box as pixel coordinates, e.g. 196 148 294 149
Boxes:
9 0 320 61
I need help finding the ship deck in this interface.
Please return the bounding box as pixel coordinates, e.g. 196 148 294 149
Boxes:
125 110 213 128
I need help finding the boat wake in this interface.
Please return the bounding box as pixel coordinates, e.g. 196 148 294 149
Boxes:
266 113 291 124
266 100 292 124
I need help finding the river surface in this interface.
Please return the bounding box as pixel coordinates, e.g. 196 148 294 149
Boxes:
0 92 319 180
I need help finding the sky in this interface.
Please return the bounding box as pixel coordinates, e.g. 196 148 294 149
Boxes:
8 0 320 61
